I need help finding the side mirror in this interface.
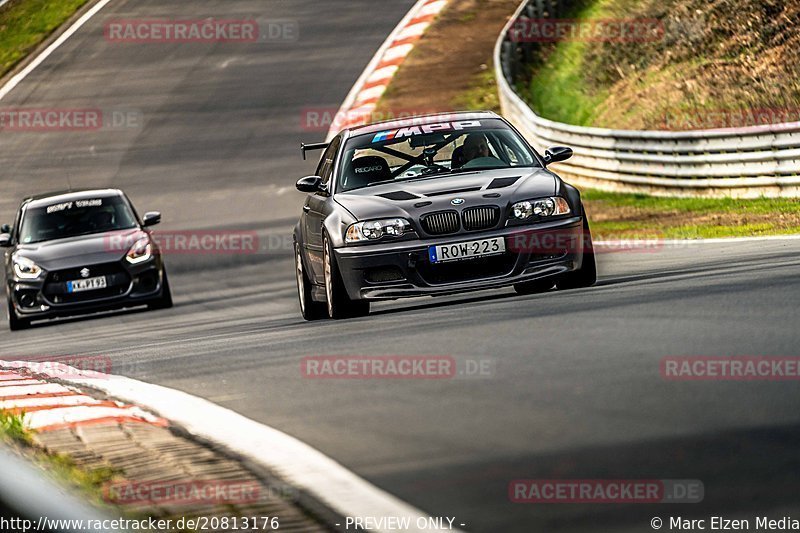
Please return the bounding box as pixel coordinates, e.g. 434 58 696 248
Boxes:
142 212 161 227
543 146 573 166
0 224 10 234
296 175 323 193
0 234 11 248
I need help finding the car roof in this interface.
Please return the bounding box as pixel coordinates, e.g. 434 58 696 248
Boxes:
346 111 501 137
22 189 125 209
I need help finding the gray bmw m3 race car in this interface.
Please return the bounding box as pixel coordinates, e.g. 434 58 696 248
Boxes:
294 111 596 320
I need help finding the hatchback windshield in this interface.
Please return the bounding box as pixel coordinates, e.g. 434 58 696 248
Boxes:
338 118 540 192
19 196 139 244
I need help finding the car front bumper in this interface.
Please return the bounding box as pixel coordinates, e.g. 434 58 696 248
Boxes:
7 257 166 321
334 216 587 300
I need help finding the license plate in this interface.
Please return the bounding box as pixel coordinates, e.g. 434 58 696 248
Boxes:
67 276 107 293
429 237 506 263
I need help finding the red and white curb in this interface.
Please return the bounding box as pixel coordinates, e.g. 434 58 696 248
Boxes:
0 369 166 432
1 361 463 533
327 0 450 138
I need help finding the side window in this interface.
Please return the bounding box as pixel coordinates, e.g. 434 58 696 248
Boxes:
315 137 341 185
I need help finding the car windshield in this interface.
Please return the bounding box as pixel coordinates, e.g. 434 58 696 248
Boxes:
337 117 540 192
18 196 139 244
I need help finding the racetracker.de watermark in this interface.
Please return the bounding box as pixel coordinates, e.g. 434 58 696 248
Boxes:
0 108 142 132
661 107 800 130
103 480 262 506
2 356 113 379
509 479 704 504
661 356 800 381
507 229 693 254
301 107 449 132
105 230 261 255
104 19 299 43
301 356 495 380
508 18 664 42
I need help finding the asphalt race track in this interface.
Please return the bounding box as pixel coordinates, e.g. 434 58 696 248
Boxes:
3 2 800 532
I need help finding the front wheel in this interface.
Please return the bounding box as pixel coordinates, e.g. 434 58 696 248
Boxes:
323 234 370 319
8 298 30 331
557 216 597 290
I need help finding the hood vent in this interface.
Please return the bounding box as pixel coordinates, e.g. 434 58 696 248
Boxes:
486 176 520 189
378 191 420 201
425 186 482 197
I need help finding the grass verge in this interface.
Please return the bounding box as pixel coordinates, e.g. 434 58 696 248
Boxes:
520 0 800 129
583 189 800 239
0 408 34 445
0 0 90 79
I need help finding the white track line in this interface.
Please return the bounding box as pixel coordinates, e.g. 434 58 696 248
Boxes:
1 360 463 533
0 0 113 102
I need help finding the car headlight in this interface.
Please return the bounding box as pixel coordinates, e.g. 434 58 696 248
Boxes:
13 255 43 279
511 197 571 220
126 236 152 264
345 218 412 243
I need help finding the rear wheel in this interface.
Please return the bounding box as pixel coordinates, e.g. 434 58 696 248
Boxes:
323 234 370 319
557 215 597 290
148 269 174 310
8 298 30 331
295 242 326 321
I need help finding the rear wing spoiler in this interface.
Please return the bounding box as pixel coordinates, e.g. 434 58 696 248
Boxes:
300 142 328 160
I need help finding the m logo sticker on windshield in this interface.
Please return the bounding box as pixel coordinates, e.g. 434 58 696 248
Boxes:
372 120 482 143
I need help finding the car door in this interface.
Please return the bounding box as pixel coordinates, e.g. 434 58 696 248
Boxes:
303 136 340 284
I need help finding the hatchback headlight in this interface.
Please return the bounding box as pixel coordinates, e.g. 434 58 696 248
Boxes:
345 218 412 243
13 255 43 279
511 197 571 220
126 236 152 264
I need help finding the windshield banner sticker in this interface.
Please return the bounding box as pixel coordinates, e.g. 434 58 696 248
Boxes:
46 199 103 213
372 120 482 143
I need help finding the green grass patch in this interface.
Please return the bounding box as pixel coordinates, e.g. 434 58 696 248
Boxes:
0 409 33 445
584 189 800 239
583 189 800 215
524 0 609 125
452 67 500 112
0 0 90 78
43 452 118 502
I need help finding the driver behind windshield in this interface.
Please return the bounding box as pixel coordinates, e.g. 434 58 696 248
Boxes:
462 133 490 163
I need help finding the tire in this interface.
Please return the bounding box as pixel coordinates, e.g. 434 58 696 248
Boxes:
8 298 30 331
323 234 370 319
295 242 326 321
148 268 174 310
513 278 555 295
557 215 597 290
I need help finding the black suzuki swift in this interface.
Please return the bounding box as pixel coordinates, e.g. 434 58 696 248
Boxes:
1 189 172 330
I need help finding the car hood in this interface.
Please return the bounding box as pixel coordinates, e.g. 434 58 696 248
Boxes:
12 229 143 271
334 167 558 221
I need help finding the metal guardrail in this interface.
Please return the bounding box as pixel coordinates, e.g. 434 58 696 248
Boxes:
494 0 800 197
